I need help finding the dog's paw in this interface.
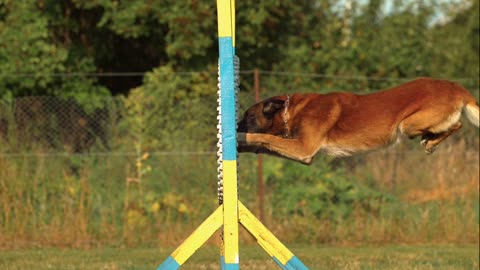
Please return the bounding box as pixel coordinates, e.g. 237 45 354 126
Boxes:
420 138 428 147
237 132 247 144
424 145 437 155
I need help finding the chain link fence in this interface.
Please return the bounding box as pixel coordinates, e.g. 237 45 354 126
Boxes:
0 96 120 155
1 72 478 155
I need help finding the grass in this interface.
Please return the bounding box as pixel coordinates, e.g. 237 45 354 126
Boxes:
1 126 478 247
0 244 478 270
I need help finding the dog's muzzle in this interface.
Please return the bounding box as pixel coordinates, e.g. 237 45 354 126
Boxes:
237 118 247 132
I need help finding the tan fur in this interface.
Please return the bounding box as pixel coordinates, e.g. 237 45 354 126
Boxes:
237 78 479 165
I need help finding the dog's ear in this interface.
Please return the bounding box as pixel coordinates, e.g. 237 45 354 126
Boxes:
262 99 285 114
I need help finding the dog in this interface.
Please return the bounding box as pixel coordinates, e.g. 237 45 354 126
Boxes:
237 78 479 165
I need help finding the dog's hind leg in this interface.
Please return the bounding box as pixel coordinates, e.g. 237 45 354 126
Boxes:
400 106 463 153
421 122 462 154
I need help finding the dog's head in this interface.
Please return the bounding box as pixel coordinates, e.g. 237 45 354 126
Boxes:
237 96 286 134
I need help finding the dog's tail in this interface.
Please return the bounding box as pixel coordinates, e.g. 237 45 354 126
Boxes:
451 81 479 127
464 101 479 127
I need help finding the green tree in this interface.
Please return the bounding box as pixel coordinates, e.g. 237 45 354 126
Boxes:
0 0 108 99
119 65 218 152
1 0 478 98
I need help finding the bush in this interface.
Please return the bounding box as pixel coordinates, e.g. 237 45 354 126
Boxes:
266 157 395 222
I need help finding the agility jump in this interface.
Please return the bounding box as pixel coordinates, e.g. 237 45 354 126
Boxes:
156 1 308 269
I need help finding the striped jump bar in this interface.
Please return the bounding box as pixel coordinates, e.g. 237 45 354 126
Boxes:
156 0 309 269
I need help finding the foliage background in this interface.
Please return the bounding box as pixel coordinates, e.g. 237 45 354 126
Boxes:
0 0 478 248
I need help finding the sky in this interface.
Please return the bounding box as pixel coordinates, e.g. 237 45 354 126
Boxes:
334 0 473 24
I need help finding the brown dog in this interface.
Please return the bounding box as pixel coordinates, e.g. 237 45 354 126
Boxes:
237 78 479 165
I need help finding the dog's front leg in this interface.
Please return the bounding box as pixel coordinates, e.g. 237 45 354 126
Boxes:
238 133 317 165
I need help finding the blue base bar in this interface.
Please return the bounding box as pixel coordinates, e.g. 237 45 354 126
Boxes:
286 256 309 270
156 256 180 270
223 264 240 270
273 256 309 270
221 256 239 270
220 256 225 269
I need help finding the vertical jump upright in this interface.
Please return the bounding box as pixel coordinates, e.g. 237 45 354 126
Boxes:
156 1 309 269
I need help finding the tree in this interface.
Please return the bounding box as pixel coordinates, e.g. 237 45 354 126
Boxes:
0 0 477 98
0 0 108 99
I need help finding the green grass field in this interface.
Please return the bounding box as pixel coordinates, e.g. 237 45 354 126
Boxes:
0 245 478 270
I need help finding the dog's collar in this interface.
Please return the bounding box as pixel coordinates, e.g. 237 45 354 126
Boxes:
282 95 291 138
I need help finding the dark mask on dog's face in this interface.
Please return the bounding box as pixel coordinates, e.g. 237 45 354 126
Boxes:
237 98 285 133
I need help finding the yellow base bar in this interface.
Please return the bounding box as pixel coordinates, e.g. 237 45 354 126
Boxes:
157 200 308 269
238 201 295 265
169 206 223 265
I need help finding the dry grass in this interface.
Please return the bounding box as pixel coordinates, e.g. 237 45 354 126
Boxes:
354 136 479 197
0 132 478 248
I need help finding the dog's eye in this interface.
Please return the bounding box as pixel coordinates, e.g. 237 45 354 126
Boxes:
247 114 255 120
